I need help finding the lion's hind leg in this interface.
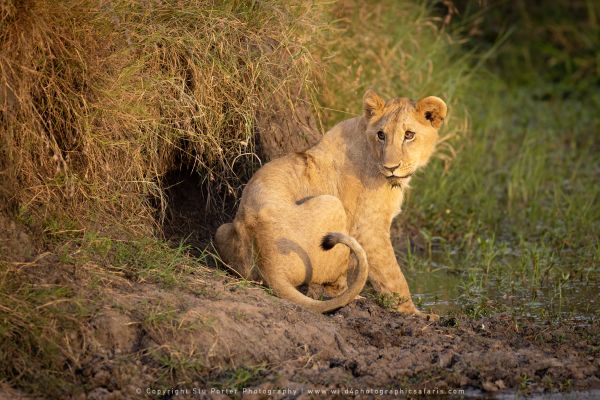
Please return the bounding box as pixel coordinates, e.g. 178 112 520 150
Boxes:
215 222 258 280
293 195 351 285
323 273 348 297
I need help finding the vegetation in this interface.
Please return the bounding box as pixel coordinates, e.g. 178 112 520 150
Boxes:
0 0 328 228
399 0 600 320
0 0 598 397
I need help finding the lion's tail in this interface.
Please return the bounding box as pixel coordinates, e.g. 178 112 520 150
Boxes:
270 232 368 313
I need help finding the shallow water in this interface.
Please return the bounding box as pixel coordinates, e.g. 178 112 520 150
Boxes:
406 265 600 321
406 267 462 315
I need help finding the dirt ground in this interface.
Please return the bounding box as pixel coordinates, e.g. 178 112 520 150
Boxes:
94 285 600 399
1 214 599 400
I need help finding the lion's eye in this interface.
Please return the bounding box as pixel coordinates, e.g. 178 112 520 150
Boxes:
404 130 416 141
377 130 386 141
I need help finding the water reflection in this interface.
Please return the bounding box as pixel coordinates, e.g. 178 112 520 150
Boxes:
405 265 600 321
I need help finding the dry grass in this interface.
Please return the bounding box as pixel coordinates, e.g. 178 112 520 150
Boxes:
0 0 467 235
0 0 328 233
0 1 475 397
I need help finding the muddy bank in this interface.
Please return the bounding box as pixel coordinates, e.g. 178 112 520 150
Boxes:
4 260 598 399
1 214 598 399
172 289 599 398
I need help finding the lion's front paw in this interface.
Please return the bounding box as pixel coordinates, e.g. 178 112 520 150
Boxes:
410 310 440 321
395 301 418 314
420 311 440 321
410 309 439 321
396 303 439 321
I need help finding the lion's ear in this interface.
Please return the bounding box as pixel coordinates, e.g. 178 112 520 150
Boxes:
415 96 447 128
363 89 385 121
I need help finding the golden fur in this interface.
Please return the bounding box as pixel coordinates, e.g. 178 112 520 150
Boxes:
215 89 447 315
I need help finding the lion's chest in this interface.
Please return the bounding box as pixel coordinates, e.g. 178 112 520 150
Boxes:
345 186 404 232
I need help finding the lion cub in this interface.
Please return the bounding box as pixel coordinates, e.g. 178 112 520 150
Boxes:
216 89 446 316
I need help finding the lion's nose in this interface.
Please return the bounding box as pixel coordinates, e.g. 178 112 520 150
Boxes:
384 164 401 172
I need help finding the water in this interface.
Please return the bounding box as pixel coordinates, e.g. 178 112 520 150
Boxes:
405 262 600 321
405 267 462 315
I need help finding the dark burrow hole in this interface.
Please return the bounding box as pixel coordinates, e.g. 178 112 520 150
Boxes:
157 134 262 260
159 167 240 255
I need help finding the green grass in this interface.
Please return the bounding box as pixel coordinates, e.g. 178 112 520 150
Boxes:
0 261 94 397
363 287 411 310
396 3 600 321
318 0 473 138
0 212 219 397
403 84 599 319
47 224 211 288
209 364 268 393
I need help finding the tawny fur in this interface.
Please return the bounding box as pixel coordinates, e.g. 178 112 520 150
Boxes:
215 89 447 315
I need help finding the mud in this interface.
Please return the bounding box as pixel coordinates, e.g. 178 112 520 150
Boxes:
1 214 599 399
143 287 599 398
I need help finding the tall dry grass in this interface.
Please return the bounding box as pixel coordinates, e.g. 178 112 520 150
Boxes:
0 1 480 397
1 0 469 235
0 0 327 232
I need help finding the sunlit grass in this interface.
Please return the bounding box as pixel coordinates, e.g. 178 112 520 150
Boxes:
402 73 600 320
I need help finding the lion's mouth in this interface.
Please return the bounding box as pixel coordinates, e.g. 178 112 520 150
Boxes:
386 173 413 180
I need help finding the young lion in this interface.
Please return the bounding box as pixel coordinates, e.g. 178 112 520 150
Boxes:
215 89 446 316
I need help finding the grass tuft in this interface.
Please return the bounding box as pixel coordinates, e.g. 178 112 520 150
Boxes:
0 0 329 231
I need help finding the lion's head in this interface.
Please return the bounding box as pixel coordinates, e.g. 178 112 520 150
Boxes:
362 89 447 187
